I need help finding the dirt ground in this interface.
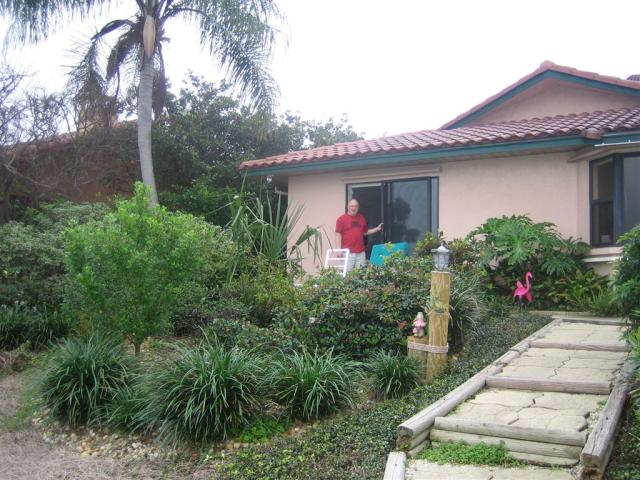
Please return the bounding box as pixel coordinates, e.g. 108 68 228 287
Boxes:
0 374 216 480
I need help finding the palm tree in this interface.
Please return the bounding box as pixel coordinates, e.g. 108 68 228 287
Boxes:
0 0 281 205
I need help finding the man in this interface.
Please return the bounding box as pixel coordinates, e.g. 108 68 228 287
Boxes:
335 198 383 272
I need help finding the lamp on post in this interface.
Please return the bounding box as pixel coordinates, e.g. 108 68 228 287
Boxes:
431 244 451 271
425 244 452 381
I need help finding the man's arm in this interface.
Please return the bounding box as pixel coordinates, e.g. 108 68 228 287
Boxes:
365 223 384 236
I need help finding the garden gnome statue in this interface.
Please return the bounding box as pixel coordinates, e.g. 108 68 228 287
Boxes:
412 312 426 337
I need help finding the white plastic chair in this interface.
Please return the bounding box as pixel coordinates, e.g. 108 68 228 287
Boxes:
324 248 350 277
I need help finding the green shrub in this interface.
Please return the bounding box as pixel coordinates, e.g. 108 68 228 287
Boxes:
221 263 299 327
614 225 640 324
201 318 303 355
276 256 488 359
160 180 237 226
367 351 422 400
266 349 361 420
39 334 134 427
0 202 110 310
64 182 236 353
0 304 71 350
472 215 591 307
275 257 429 359
539 268 610 311
138 339 263 443
414 231 444 257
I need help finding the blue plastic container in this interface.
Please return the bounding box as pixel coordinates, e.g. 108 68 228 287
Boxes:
369 242 410 266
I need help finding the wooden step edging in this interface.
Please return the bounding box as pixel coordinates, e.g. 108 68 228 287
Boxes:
434 417 587 446
396 318 562 450
486 376 612 394
383 451 406 480
579 358 635 480
530 340 630 352
430 429 583 459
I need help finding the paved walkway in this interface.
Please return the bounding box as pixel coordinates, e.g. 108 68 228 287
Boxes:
398 318 630 479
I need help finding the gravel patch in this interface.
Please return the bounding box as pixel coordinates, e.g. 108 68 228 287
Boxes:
0 373 217 480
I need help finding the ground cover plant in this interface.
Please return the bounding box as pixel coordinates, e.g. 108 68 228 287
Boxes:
215 312 549 479
418 441 522 467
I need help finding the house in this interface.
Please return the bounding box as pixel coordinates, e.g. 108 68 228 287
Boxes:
239 61 640 274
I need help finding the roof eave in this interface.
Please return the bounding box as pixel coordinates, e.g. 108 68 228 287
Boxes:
242 134 595 176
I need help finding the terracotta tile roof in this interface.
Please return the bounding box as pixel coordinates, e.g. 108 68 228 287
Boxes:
441 61 640 129
240 106 640 171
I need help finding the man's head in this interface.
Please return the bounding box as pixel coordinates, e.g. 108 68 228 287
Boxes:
347 199 359 216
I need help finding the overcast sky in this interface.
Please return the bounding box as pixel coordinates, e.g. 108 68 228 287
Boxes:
2 0 640 139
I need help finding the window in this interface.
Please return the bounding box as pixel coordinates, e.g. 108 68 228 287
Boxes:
590 154 640 246
346 177 438 256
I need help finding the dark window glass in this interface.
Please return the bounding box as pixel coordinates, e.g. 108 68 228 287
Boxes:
591 158 615 246
592 159 614 200
623 156 640 233
389 178 431 250
347 177 438 256
590 154 640 246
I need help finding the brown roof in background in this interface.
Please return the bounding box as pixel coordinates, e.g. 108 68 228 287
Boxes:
240 105 640 171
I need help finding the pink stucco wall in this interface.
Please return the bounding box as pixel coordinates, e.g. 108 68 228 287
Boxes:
287 153 604 273
467 79 640 125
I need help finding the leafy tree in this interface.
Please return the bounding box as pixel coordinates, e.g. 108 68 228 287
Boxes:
64 182 236 354
155 76 362 223
155 76 363 191
1 0 282 205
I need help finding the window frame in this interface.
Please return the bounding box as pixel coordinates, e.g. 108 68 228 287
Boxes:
345 176 439 246
589 153 637 247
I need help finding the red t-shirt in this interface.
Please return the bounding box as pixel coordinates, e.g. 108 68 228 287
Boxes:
335 213 368 253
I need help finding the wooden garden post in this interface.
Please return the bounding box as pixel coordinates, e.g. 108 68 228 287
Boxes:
425 269 451 382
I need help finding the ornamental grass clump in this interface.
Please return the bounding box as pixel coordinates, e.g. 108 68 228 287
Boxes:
267 349 362 420
367 350 423 400
140 340 262 444
39 334 135 427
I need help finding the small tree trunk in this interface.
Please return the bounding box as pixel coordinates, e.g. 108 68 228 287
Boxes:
134 342 141 356
137 58 159 205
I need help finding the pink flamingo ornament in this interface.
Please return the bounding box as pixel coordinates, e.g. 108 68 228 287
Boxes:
513 272 533 305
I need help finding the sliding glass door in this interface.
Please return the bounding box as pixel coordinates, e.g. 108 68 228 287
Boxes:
347 177 438 257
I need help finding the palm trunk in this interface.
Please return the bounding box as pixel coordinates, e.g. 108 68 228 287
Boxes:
137 58 159 205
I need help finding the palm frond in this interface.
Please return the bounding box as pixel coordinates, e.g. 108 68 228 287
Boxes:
166 0 281 111
105 21 143 82
0 0 115 44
